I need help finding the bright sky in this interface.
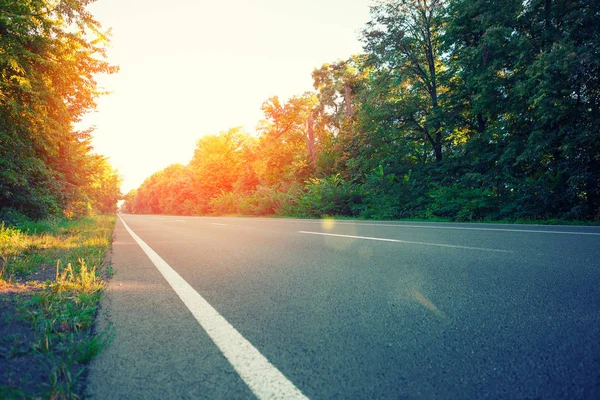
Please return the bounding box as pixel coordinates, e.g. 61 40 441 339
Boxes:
84 0 373 193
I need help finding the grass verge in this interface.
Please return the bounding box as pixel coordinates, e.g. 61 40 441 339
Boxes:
0 215 116 399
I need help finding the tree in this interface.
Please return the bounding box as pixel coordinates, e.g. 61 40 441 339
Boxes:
122 0 600 222
312 56 370 175
190 128 251 194
255 94 318 185
444 0 600 219
87 156 122 214
362 0 447 162
0 0 117 220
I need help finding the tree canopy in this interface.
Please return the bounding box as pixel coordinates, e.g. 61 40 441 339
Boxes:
1 0 121 222
124 0 599 222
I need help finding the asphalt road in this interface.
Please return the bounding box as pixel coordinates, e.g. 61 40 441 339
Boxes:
87 215 600 399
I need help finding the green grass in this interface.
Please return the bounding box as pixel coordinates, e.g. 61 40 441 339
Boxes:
0 215 116 399
0 217 115 281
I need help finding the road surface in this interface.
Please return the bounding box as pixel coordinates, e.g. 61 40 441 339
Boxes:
87 215 600 399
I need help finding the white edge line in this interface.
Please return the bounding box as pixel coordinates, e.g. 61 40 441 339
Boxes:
119 216 308 400
298 231 513 253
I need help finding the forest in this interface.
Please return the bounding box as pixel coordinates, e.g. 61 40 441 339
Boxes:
125 0 600 222
0 0 121 223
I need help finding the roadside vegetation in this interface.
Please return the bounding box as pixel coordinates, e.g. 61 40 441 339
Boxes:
0 0 119 224
1 2 119 395
0 215 115 399
123 0 600 223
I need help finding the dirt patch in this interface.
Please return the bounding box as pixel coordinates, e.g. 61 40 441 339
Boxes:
0 284 90 398
0 290 46 398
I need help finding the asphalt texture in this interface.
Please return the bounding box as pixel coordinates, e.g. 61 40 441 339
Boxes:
87 215 600 399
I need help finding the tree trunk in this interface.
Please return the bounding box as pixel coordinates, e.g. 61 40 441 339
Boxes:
434 132 442 162
477 112 486 133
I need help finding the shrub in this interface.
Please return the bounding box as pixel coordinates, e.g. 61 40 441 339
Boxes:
240 186 285 216
424 184 498 222
209 191 241 215
287 174 359 218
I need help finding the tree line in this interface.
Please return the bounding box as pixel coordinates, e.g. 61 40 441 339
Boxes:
0 0 121 223
124 0 600 222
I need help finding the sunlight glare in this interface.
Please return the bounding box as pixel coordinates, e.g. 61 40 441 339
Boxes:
321 218 336 231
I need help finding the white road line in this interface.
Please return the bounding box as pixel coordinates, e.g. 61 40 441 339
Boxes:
212 223 227 226
251 219 600 236
328 223 600 236
298 231 513 253
119 216 308 400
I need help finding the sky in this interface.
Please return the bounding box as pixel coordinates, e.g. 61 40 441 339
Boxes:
84 0 373 193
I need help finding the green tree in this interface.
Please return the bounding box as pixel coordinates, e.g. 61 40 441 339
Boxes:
123 0 600 222
312 56 370 175
361 0 447 162
445 0 600 219
0 0 117 220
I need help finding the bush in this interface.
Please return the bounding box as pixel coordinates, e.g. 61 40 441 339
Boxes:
352 166 427 220
209 191 241 215
0 208 31 226
286 174 360 218
424 184 499 222
240 186 285 216
209 186 289 216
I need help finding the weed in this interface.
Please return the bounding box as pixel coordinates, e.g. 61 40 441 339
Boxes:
0 386 28 399
40 353 84 400
74 325 115 364
0 215 116 398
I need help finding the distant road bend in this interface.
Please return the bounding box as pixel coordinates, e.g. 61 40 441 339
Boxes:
87 215 600 399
